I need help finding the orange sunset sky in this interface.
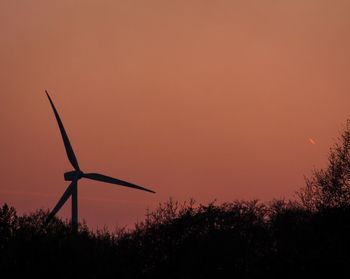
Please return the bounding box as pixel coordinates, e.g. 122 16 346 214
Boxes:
1 0 350 229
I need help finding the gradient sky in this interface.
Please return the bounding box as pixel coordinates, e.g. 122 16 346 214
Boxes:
1 0 350 229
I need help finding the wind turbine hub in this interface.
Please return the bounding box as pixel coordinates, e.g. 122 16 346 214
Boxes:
64 170 84 181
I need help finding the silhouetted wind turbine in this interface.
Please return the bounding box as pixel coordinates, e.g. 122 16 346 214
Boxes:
45 90 155 230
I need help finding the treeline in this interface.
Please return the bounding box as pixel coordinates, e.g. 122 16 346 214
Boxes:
1 200 350 278
1 121 349 278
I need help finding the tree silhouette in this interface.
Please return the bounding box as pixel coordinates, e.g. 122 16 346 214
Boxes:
298 120 350 210
1 199 350 278
1 121 350 278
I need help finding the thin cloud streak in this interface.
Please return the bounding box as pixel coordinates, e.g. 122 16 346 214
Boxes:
0 190 151 205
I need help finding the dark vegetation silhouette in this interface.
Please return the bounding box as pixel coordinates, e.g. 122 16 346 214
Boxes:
1 120 350 278
298 120 350 210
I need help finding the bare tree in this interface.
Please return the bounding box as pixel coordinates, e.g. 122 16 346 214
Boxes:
298 120 350 210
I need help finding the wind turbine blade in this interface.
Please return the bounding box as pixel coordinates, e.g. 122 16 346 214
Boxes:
83 173 156 193
45 90 80 171
47 180 76 221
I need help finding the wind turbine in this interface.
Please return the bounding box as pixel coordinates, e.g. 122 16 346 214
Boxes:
45 90 155 230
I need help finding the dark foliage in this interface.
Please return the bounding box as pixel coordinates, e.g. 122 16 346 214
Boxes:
1 199 350 278
2 120 350 278
298 120 350 210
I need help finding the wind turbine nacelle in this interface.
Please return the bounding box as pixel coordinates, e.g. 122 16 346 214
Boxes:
64 170 83 181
